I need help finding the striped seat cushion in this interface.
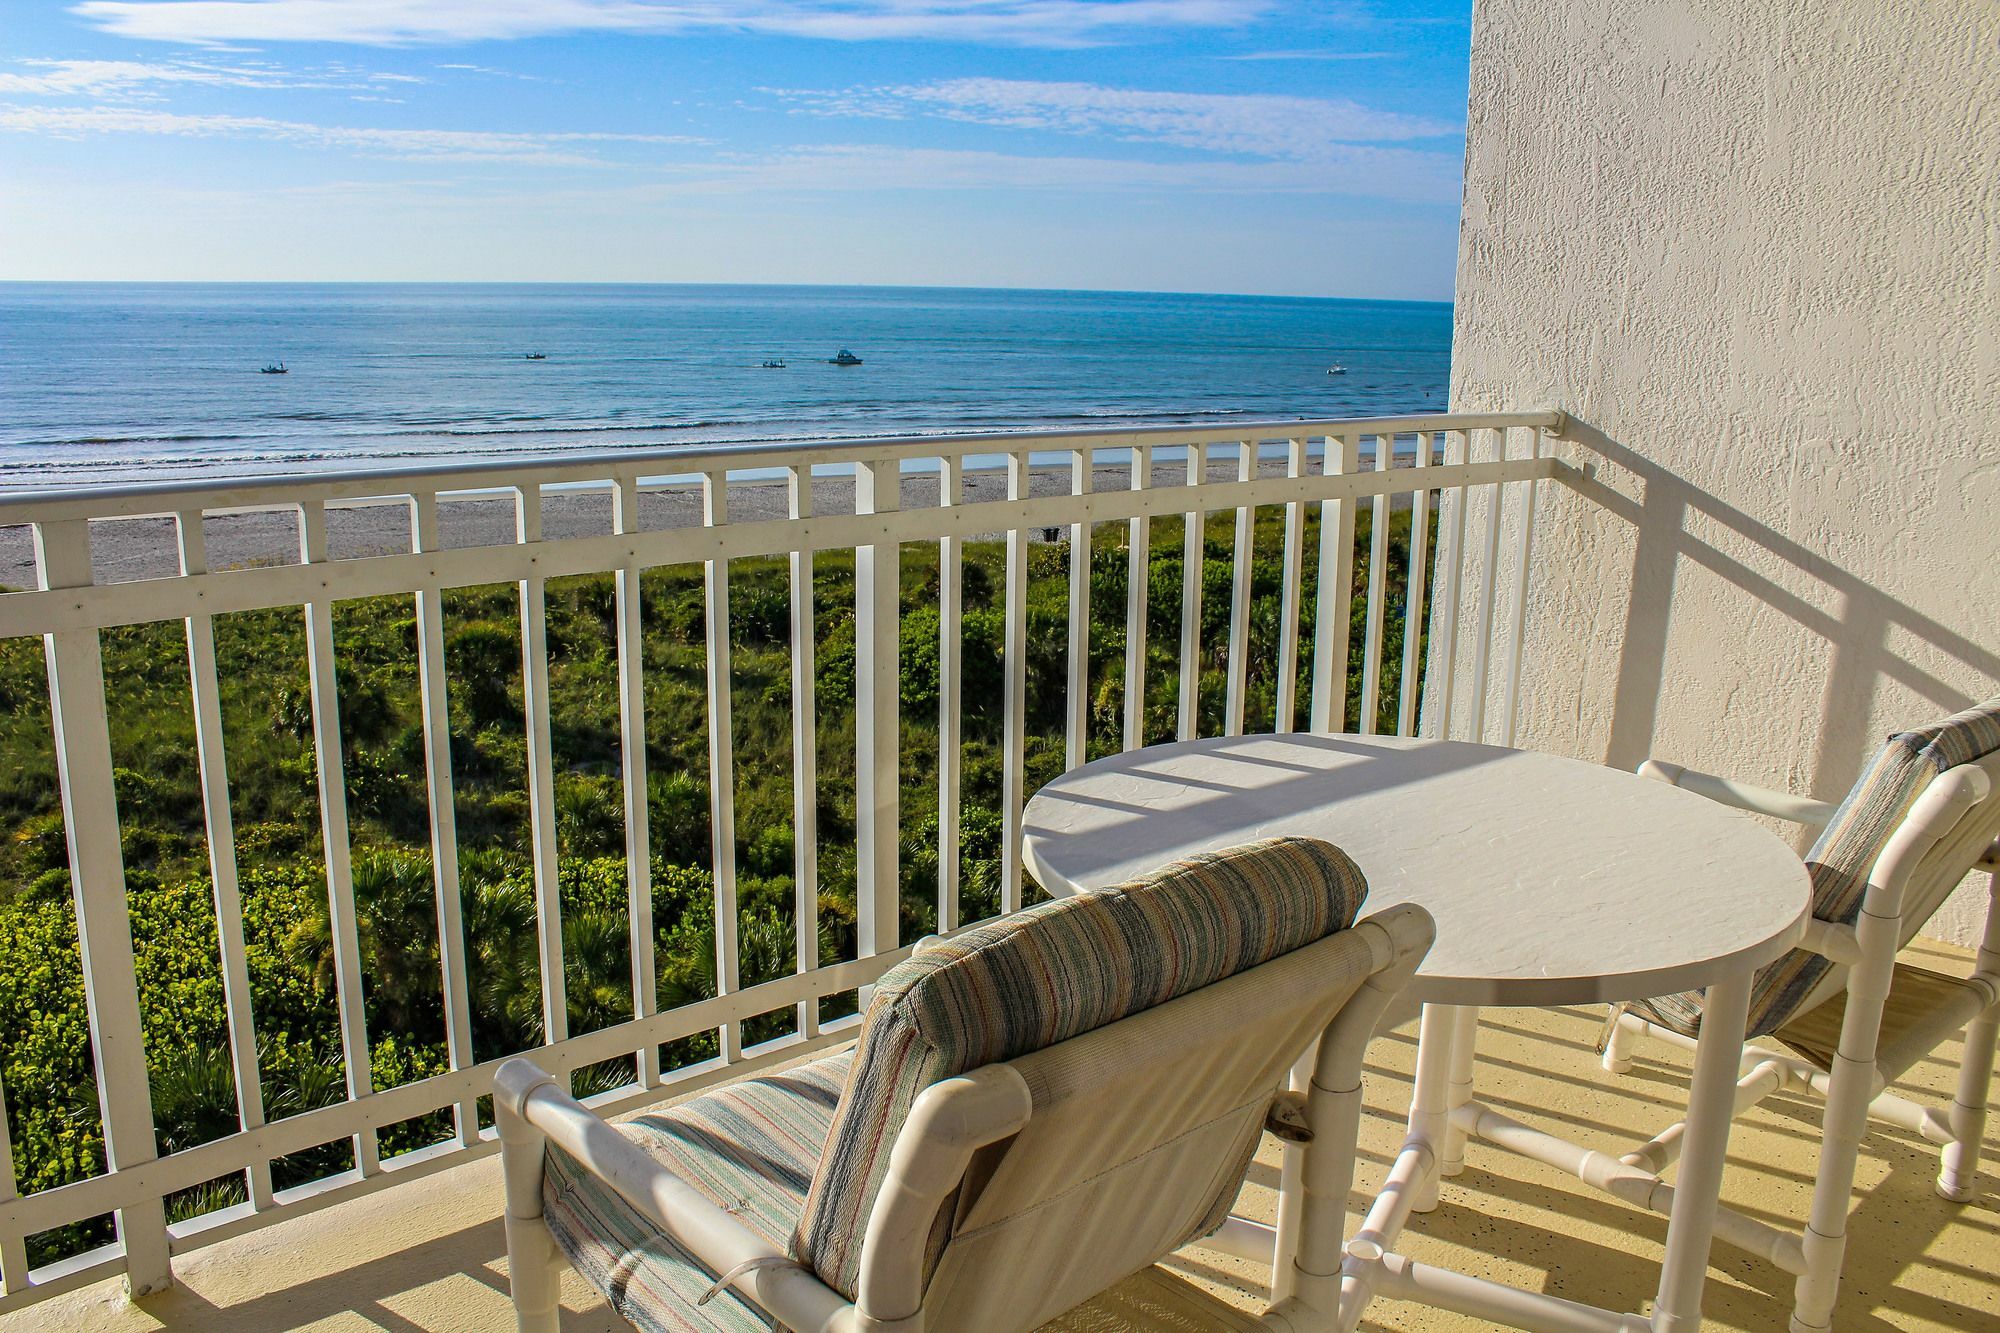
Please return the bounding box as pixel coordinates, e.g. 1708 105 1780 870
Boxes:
791 835 1369 1299
543 1050 851 1332
1637 697 2000 1040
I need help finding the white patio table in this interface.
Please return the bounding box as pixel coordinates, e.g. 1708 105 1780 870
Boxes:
1021 732 1810 1333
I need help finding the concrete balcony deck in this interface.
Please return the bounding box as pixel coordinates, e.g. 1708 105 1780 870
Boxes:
13 938 1992 1332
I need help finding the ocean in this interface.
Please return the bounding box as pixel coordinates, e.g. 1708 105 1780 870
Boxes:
0 283 1450 491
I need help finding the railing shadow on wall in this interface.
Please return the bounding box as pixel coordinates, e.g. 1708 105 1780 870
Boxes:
1549 419 2000 793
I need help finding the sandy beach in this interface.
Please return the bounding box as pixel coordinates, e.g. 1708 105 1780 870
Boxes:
0 454 1416 593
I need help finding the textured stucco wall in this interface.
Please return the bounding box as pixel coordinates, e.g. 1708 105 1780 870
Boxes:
1449 1 2000 943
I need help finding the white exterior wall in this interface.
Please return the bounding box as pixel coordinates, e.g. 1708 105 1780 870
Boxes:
1448 1 2000 943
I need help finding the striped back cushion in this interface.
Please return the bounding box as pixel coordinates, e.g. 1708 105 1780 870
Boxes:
1752 696 2000 1035
790 836 1369 1298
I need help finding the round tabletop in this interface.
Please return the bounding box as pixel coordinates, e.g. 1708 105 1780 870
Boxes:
1022 734 1811 1007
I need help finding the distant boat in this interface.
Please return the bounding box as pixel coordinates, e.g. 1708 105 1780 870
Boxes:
260 361 287 374
523 351 547 360
827 348 863 365
761 359 787 368
1326 364 1346 375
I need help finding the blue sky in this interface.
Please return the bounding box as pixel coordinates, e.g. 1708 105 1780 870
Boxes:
0 2 1472 297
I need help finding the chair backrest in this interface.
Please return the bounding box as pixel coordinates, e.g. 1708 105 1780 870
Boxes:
789 836 1370 1301
916 914 1419 1332
1756 697 2000 1033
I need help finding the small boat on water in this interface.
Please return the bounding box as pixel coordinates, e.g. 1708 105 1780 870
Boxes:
523 352 547 360
827 348 863 365
762 359 787 368
1326 364 1346 375
260 362 287 374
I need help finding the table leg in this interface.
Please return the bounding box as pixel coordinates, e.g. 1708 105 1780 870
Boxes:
1440 1007 1480 1177
1409 1003 1459 1213
1652 970 1752 1332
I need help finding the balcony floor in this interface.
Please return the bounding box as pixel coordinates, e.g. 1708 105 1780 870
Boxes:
10 939 1994 1332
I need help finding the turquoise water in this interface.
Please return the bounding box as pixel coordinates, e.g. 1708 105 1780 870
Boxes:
0 283 1450 489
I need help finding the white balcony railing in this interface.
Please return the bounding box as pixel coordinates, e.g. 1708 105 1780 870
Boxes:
0 409 1564 1309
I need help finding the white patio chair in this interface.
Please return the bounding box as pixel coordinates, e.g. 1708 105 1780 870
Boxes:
1600 697 2000 1332
495 837 1433 1332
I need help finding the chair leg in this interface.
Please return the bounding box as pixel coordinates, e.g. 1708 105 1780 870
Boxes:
1600 1004 1641 1075
1938 997 1998 1202
1791 1013 1891 1333
497 1063 564 1333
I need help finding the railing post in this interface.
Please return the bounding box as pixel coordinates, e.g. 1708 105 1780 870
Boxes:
788 466 823 1032
1000 451 1030 914
607 479 652 1083
296 501 379 1176
936 457 963 932
1123 444 1152 750
1064 448 1092 771
0 1072 27 1294
1396 434 1434 737
1224 440 1255 737
1176 442 1208 741
512 486 568 1056
410 493 479 1144
35 518 173 1296
1499 430 1542 748
1359 433 1393 734
1275 436 1308 733
856 459 902 957
175 510 276 1208
702 470 742 1061
1422 430 1471 740
1465 429 1508 744
1309 435 1360 733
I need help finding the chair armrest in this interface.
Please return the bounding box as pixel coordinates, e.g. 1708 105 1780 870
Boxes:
1636 758 1837 830
498 1060 851 1330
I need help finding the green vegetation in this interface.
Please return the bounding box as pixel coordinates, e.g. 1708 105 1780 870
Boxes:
0 502 1430 1265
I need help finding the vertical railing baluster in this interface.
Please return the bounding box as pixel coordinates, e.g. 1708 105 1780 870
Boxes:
855 459 902 955
1223 440 1255 736
1500 429 1543 747
1176 442 1208 741
702 471 742 1061
1122 444 1151 751
1000 451 1030 914
1425 431 1471 740
1275 437 1307 733
1466 430 1508 743
1396 433 1434 737
409 493 478 1144
175 509 274 1207
787 467 821 1033
936 457 963 933
518 485 578 1081
0 1073 26 1293
1309 435 1360 733
34 518 173 1293
607 479 652 1083
1359 433 1393 734
1064 448 1091 771
296 502 379 1177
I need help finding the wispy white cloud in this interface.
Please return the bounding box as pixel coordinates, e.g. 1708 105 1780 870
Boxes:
0 56 422 97
0 103 698 165
1221 49 1396 61
435 62 545 82
767 78 1456 158
72 0 1274 49
672 141 1458 203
